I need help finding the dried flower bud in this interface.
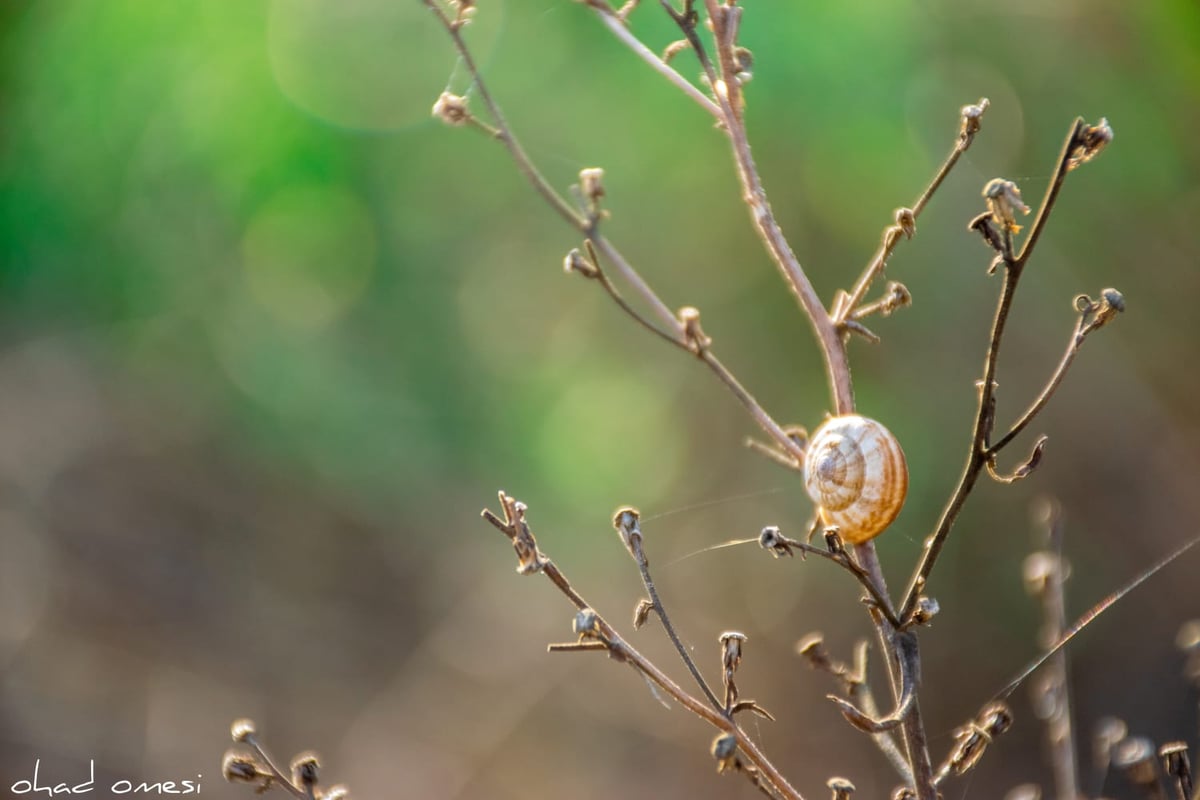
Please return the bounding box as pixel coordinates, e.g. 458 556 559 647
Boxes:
612 506 641 558
290 752 320 788
1158 742 1192 794
563 248 598 279
632 598 653 629
894 207 916 239
1076 288 1126 336
823 527 847 557
1068 117 1113 170
711 733 739 773
911 596 940 626
758 525 794 558
579 167 605 206
230 718 257 743
960 97 990 138
827 777 855 800
720 631 747 672
678 306 712 353
222 752 264 784
574 607 600 639
878 281 912 317
891 788 917 800
983 178 1030 233
432 92 470 127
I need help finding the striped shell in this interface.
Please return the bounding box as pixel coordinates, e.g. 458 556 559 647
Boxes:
803 415 907 544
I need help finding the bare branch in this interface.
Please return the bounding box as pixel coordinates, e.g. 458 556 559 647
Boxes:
483 492 807 800
834 99 989 328
584 1 723 120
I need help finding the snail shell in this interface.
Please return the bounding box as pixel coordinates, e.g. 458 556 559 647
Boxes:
803 414 907 544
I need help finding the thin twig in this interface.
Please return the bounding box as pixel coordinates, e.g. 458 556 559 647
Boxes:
483 493 806 800
580 242 806 462
585 1 723 120
692 0 855 415
424 0 679 332
618 509 725 711
899 118 1095 624
834 99 988 326
763 529 899 626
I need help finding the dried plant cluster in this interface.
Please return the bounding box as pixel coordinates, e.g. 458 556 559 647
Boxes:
220 2 1200 799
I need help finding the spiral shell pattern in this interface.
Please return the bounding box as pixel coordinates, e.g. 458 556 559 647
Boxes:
803 414 907 544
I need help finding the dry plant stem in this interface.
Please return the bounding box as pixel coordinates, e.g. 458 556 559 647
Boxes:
629 534 724 711
243 736 307 800
769 531 899 626
988 312 1086 456
837 108 983 323
430 3 807 463
1038 517 1081 800
482 498 806 800
585 1 723 120
686 5 933 787
696 0 854 416
424 0 679 332
587 259 805 463
900 118 1090 624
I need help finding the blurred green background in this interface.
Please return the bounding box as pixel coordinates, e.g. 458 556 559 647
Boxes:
2 1 1199 797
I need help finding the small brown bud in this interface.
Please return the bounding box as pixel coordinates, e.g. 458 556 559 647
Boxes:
563 248 598 279
719 631 747 672
290 752 320 788
222 752 264 784
1068 117 1113 170
894 207 916 239
1159 741 1192 792
711 733 739 773
911 596 940 626
633 598 653 630
579 167 605 206
431 92 470 126
960 97 990 138
827 777 855 799
759 525 793 558
983 178 1030 233
230 718 257 743
612 506 641 558
574 607 600 639
678 306 712 353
